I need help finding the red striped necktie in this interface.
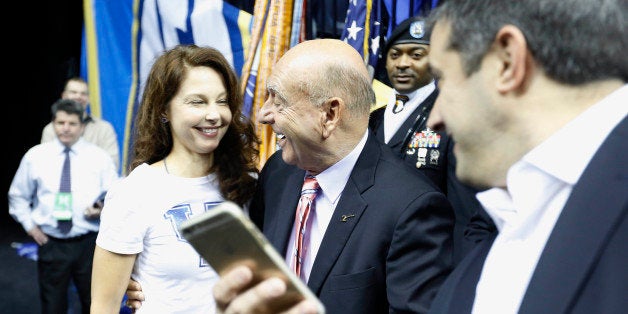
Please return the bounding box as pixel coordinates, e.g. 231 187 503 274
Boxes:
293 174 319 279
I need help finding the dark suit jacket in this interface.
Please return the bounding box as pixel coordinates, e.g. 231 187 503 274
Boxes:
429 117 628 314
369 89 496 263
249 133 455 314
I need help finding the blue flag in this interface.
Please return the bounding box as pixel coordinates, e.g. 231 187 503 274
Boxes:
382 0 440 38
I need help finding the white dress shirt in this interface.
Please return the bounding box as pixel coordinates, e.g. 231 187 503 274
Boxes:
285 130 368 282
383 80 436 143
9 138 119 238
41 117 120 171
472 84 628 313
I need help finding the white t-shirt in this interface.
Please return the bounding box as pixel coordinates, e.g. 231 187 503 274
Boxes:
97 163 222 313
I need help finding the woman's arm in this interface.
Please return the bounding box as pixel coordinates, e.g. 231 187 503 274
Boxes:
91 246 137 314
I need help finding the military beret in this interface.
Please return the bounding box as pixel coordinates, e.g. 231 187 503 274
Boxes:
383 16 430 57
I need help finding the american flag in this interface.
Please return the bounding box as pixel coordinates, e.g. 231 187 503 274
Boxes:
340 0 441 80
340 0 384 78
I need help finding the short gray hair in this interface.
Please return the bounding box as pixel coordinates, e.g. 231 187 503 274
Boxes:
298 60 375 119
428 0 628 84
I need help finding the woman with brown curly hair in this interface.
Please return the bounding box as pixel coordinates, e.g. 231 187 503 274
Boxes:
91 44 259 313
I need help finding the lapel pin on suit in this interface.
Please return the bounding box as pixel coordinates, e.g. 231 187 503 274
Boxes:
341 214 355 222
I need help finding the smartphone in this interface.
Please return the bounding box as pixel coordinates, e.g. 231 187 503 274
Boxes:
92 191 107 209
179 201 325 313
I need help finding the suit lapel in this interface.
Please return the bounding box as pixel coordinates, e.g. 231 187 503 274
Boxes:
265 169 306 256
387 105 422 150
307 134 379 293
520 117 628 313
369 107 386 144
449 234 496 313
387 90 439 151
423 232 499 314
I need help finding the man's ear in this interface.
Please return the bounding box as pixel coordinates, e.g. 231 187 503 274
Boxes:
321 97 342 138
493 25 531 93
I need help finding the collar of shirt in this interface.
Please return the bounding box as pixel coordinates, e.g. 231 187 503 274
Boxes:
386 80 436 111
291 131 368 282
315 130 368 215
478 84 628 232
525 84 628 185
55 138 88 155
473 84 627 314
383 81 436 143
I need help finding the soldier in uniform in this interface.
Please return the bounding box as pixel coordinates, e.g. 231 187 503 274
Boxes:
369 16 495 263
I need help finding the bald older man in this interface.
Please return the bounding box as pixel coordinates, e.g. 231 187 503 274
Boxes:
210 38 455 314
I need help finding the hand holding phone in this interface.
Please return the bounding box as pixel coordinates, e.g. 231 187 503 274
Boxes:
179 201 325 313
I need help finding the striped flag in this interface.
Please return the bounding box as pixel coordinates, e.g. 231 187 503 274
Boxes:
241 0 302 169
340 0 384 79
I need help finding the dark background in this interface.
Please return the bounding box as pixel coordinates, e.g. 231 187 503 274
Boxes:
4 1 84 231
1 2 84 312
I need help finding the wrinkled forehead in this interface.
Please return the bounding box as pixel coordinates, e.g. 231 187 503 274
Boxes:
266 60 304 100
266 72 290 104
